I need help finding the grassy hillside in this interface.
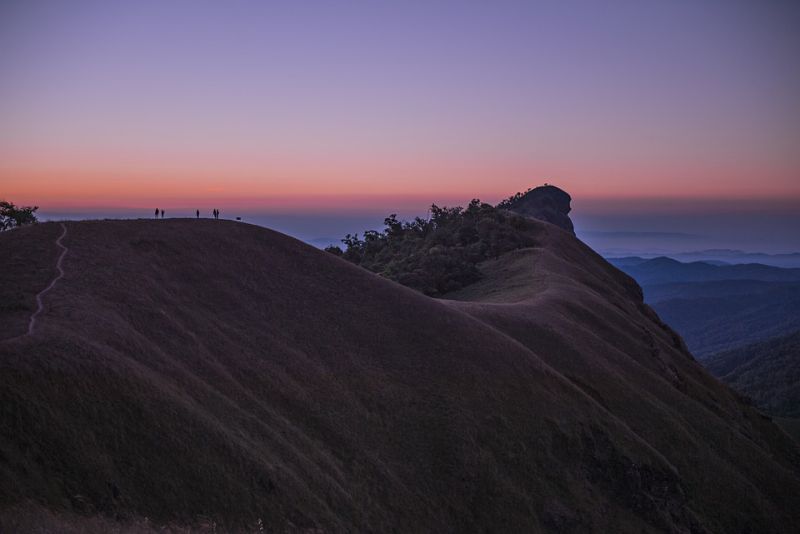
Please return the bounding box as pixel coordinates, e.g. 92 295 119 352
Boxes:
1 219 799 532
443 224 800 530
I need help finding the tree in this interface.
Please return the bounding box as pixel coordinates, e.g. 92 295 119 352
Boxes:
0 200 38 231
324 245 343 256
325 197 542 296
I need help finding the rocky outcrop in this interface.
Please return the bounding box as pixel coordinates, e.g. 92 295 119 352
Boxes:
499 184 575 234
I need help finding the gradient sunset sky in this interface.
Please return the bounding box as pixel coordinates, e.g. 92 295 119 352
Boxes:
1 1 799 250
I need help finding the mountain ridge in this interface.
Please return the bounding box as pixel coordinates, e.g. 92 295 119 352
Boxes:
1 218 799 532
609 256 800 286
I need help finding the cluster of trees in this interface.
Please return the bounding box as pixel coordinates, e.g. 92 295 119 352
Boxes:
0 201 38 231
326 199 541 296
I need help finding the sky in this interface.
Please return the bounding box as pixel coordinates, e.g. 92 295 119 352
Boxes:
1 0 799 252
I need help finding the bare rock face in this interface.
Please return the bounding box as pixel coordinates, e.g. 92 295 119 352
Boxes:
500 184 575 234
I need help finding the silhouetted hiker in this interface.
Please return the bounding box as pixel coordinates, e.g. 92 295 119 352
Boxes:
155 208 159 218
196 209 200 219
160 209 164 218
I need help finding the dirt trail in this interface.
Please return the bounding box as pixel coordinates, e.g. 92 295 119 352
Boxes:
27 223 69 336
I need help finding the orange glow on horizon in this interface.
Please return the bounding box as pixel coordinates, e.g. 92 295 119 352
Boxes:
3 157 799 213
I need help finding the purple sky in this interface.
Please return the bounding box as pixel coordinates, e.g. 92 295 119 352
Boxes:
1 0 799 252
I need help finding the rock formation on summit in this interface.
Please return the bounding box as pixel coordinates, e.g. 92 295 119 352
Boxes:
499 184 575 234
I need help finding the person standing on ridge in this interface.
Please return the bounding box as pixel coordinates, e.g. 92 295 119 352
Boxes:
160 209 164 218
196 209 199 219
155 208 159 218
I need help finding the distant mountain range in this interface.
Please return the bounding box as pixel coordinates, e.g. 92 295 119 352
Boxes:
651 283 800 357
609 254 800 443
642 279 800 303
608 256 800 357
606 250 800 269
674 250 800 268
705 330 800 420
607 256 800 286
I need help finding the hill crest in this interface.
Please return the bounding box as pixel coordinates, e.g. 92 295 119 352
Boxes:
1 218 798 532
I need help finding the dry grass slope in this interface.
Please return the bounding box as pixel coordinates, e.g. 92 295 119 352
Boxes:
1 219 799 533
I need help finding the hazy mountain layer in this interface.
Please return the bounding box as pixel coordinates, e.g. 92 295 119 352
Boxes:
607 257 800 358
705 330 800 418
608 256 800 286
